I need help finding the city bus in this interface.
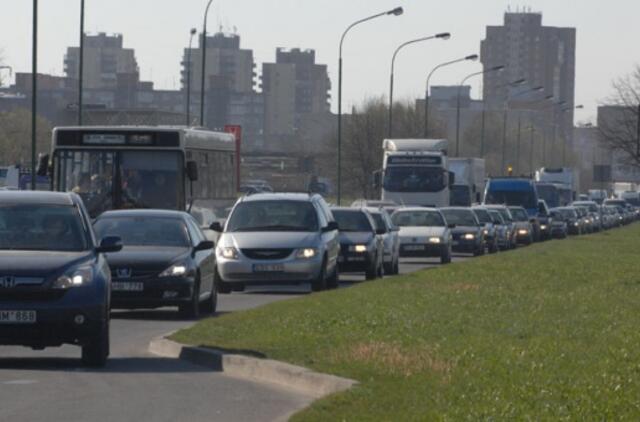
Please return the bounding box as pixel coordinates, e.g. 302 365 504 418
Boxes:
40 126 238 218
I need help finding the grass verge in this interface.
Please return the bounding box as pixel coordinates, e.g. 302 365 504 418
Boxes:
172 225 640 420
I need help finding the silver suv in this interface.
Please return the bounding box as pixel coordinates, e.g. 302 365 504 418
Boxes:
212 193 340 292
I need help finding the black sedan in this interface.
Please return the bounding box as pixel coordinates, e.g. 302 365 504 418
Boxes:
0 191 121 367
93 210 216 318
440 207 485 256
331 208 385 280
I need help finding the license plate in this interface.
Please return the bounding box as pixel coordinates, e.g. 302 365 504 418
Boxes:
253 264 284 273
112 282 144 292
405 245 425 251
0 310 36 324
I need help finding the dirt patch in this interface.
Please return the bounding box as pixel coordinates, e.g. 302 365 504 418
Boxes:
340 341 453 377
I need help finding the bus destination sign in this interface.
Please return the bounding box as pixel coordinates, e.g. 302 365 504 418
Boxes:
83 134 127 145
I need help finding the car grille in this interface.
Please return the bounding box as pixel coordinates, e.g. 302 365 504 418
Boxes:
109 268 163 280
241 249 293 260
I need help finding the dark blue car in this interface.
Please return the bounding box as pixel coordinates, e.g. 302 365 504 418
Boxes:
0 191 122 367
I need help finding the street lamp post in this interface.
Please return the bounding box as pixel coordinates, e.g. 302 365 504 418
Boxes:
545 100 566 167
424 54 478 138
337 6 403 205
522 94 554 173
455 65 504 157
528 125 535 174
506 85 544 174
78 0 85 126
499 78 527 173
561 104 584 166
31 0 38 190
388 32 450 137
199 0 214 127
185 28 197 126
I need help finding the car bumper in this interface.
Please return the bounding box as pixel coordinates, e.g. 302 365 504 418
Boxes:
451 239 480 253
111 276 197 309
0 287 106 348
338 253 374 273
218 255 323 284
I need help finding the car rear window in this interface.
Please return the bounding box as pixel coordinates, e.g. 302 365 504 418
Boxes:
332 210 373 232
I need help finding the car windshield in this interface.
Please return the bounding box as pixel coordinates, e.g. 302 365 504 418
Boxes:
441 209 479 226
494 208 513 222
227 201 319 232
370 213 386 232
485 189 537 209
94 216 190 247
489 211 505 224
0 204 88 251
573 202 599 213
473 209 492 224
391 211 445 227
333 210 372 232
383 166 445 193
509 208 529 222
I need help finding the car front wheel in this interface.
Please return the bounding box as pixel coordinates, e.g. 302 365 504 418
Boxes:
179 282 200 319
82 318 109 368
311 258 327 292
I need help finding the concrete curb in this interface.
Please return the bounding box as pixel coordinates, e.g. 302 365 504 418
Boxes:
148 335 357 399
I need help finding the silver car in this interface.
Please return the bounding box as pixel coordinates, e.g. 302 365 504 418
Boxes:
391 207 453 264
212 193 340 292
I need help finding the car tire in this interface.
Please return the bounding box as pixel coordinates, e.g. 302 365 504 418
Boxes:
311 258 327 292
391 257 400 275
179 282 200 319
81 318 109 368
231 283 245 292
489 240 499 254
384 261 394 275
365 258 378 281
440 246 452 264
216 268 232 294
326 263 339 289
200 275 218 314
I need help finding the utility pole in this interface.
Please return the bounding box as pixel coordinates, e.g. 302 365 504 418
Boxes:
78 0 84 125
31 0 38 190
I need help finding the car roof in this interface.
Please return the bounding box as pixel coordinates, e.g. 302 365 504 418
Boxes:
392 207 439 212
97 209 189 219
240 192 315 202
0 190 76 206
331 207 368 213
440 207 473 211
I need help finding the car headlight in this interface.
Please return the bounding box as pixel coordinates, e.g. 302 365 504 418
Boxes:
217 246 239 260
540 225 548 230
295 248 318 259
349 244 368 253
463 233 475 240
518 229 529 235
159 263 188 277
574 222 579 226
53 266 93 289
428 237 442 244
482 229 489 236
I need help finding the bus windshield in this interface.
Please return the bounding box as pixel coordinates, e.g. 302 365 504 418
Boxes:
55 150 183 217
383 166 446 193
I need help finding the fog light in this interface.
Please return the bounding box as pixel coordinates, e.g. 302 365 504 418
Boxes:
163 291 179 299
74 314 85 325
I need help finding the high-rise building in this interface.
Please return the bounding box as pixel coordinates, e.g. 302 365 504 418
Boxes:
64 33 139 91
261 48 331 151
481 11 576 108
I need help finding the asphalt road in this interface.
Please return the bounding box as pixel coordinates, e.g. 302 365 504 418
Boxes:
0 256 468 422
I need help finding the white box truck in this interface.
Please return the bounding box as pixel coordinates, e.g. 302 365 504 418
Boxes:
449 158 486 206
379 139 451 207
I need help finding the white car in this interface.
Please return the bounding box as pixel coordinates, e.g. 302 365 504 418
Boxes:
390 207 452 264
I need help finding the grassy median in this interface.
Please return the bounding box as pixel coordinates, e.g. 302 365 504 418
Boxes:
172 225 640 420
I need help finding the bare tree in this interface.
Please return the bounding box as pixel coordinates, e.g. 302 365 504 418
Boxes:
0 109 53 166
599 65 640 168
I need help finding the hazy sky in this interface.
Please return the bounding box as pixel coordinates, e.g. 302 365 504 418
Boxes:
2 0 639 123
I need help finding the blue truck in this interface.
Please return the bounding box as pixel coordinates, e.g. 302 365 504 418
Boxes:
483 177 542 241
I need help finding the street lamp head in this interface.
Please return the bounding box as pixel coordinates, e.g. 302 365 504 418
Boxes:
512 78 526 85
465 54 479 61
533 86 544 91
575 104 584 109
388 7 404 16
436 32 451 40
190 28 197 35
490 65 505 72
544 95 554 100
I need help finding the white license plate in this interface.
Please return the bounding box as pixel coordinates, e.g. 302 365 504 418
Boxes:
405 245 426 251
253 264 284 273
112 282 144 292
0 310 36 324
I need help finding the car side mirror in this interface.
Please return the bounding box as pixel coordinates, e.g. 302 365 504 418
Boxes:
96 236 122 254
36 153 50 177
209 222 223 232
376 228 386 235
323 221 339 232
195 240 214 252
186 160 199 181
448 223 456 229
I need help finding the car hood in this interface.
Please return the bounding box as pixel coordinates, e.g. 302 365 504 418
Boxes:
106 246 191 268
398 226 446 239
221 232 320 249
0 251 94 277
338 232 374 245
